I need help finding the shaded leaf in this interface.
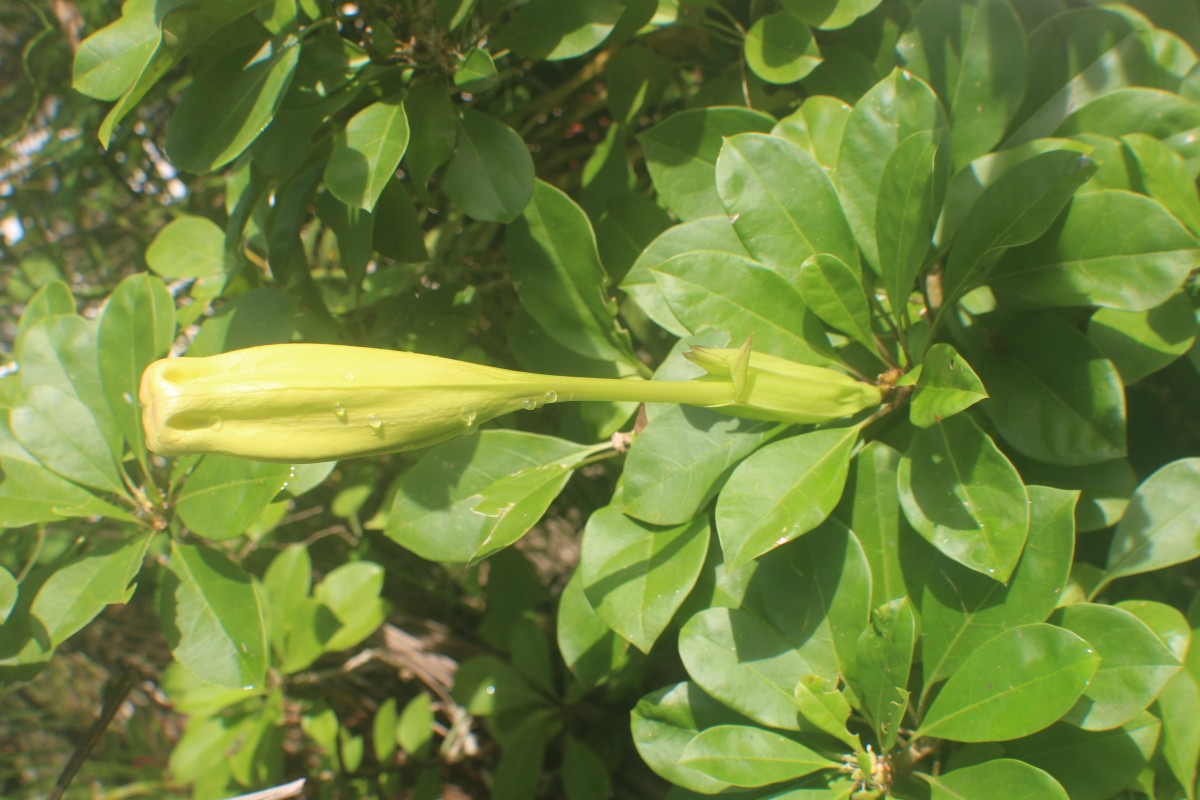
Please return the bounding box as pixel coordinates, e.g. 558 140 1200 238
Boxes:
743 13 821 85
910 343 987 428
175 456 292 541
442 108 534 223
797 254 875 350
324 95 409 212
925 759 1068 800
680 725 837 787
1104 458 1200 583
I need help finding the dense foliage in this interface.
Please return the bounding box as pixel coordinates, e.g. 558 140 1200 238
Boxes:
2 0 1200 798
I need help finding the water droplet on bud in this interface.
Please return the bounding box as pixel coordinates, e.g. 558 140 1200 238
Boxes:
460 407 477 425
333 402 348 421
544 391 557 403
368 415 383 434
344 372 355 382
521 398 538 410
209 417 223 431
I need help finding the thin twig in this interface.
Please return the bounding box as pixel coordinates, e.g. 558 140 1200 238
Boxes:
48 666 138 800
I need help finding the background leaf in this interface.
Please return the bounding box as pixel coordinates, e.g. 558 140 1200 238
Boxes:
324 95 409 212
1103 458 1200 584
442 108 534 222
175 456 292 541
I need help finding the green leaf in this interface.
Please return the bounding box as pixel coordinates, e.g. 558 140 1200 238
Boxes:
16 280 75 340
17 315 120 451
916 486 1077 687
0 457 130 528
924 759 1068 800
1012 456 1137 533
1052 603 1179 731
507 180 631 363
163 542 268 689
1104 458 1200 583
262 545 311 658
838 69 946 272
1000 713 1161 800
97 273 177 460
175 455 293 541
1088 293 1197 385
315 562 389 652
917 623 1100 741
796 254 875 351
910 343 987 428
324 95 409 212
442 108 534 223
631 682 752 794
165 36 301 173
0 566 15 624
373 179 430 263
451 654 543 715
1156 670 1200 799
782 0 882 30
966 311 1127 466
991 191 1200 311
772 95 852 175
11 386 125 495
580 505 708 653
942 150 1096 302
385 430 599 563
315 192 374 290
144 215 227 327
621 216 750 337
622 405 778 526
1114 599 1190 663
455 48 499 93
72 0 159 101
717 133 858 281
876 130 944 312
1004 8 1157 147
402 81 458 200
743 13 821 85
652 251 831 364
496 0 623 61
896 0 1028 168
679 725 837 787
1123 132 1200 235
562 737 612 800
1056 87 1200 142
898 414 1030 581
556 569 632 689
836 440 908 607
639 107 774 221
851 597 916 751
715 426 858 568
397 692 434 755
186 287 297 357
595 192 673 283
31 533 152 647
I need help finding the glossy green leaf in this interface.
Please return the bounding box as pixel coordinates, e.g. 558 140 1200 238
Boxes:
1004 9 1156 147
580 505 708 653
1115 599 1191 663
402 81 458 199
967 311 1127 466
324 95 409 212
782 0 882 30
851 597 915 751
97 273 176 459
772 96 852 175
1056 87 1200 141
1000 713 1161 800
262 545 311 657
175 455 292 541
876 130 944 311
454 48 498 93
942 150 1095 302
1123 132 1200 235
468 460 589 563
1012 456 1136 533
315 562 389 652
622 405 778 526
621 216 750 338
1053 603 1179 731
743 13 821 85
17 315 120 450
639 107 774 221
715 426 858 569
917 486 1077 686
11 386 125 495
163 542 267 689
652 251 830 364
918 623 1100 741
678 606 811 730
797 254 875 350
898 414 1030 581
507 180 630 363
793 674 857 748
31 533 152 647
679 725 837 787
925 759 1068 800
1156 670 1200 799
0 457 130 528
896 0 1028 168
991 191 1200 311
838 69 946 272
910 343 987 428
0 566 14 624
496 0 623 61
631 682 749 794
72 0 158 101
442 108 534 223
144 215 226 327
1088 293 1197 384
836 440 907 606
717 133 858 278
165 36 300 173
386 430 599 563
16 280 75 340
556 569 632 689
1104 458 1200 583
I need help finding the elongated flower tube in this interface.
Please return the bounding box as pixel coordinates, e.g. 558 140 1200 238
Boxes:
140 343 883 462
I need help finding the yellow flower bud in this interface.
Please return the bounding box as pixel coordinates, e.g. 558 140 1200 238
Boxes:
683 345 884 425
